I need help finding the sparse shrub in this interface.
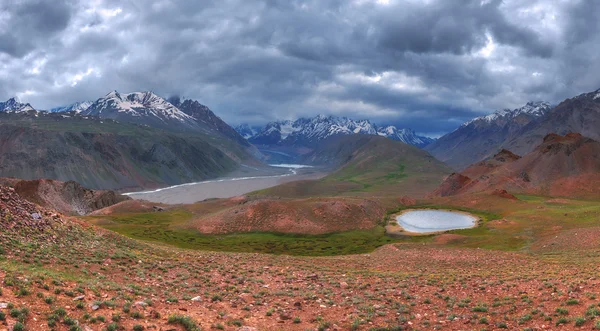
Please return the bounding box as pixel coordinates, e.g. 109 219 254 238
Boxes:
567 299 580 305
293 317 301 324
472 305 488 312
133 325 144 331
575 316 586 326
167 314 200 331
556 317 568 326
13 322 25 331
106 323 119 331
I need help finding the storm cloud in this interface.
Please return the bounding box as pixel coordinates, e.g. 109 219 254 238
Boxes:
1 0 599 136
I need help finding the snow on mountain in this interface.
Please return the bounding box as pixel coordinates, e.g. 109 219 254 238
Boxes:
459 101 551 129
234 124 260 139
50 101 93 113
377 126 435 148
0 97 36 113
83 91 197 128
239 115 434 148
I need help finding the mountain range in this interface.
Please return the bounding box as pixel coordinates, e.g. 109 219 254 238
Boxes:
425 101 552 170
428 88 600 170
0 97 35 113
432 133 600 198
0 91 261 190
235 115 435 149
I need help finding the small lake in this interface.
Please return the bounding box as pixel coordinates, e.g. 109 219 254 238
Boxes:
395 210 477 233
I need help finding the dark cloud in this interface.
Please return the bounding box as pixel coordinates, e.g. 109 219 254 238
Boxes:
0 0 72 57
0 0 598 136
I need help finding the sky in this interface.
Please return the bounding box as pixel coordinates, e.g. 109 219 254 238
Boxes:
1 0 599 137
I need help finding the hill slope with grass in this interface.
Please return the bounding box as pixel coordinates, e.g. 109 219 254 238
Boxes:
260 135 452 198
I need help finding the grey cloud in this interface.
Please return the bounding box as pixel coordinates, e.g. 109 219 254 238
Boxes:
0 0 72 57
0 0 599 136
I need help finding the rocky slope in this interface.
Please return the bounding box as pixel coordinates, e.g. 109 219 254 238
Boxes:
426 101 552 170
431 133 600 198
0 112 238 190
0 178 130 215
503 88 600 155
238 114 434 149
170 97 251 147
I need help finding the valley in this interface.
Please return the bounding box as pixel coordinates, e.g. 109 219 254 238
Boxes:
122 164 325 204
2 80 600 330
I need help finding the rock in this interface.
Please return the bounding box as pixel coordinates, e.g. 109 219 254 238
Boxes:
191 296 202 302
293 301 302 309
0 303 7 309
91 304 100 311
237 327 257 331
307 274 318 280
340 282 348 289
279 313 292 320
397 196 416 206
73 295 85 301
134 301 148 307
31 212 42 220
153 206 165 212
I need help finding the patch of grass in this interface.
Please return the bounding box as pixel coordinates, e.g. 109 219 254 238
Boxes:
87 210 398 256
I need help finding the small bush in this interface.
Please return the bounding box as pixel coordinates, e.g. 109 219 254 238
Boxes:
168 314 200 331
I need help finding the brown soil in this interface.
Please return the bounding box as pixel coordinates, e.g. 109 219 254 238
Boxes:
192 197 386 234
491 189 518 200
1 177 129 215
431 133 600 199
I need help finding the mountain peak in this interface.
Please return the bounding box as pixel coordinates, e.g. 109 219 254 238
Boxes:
0 97 36 113
83 90 197 128
240 114 433 148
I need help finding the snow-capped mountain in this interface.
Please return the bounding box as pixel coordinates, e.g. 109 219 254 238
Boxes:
459 101 551 129
426 101 552 170
170 98 250 147
50 101 93 113
234 124 260 140
238 115 434 148
377 126 436 147
0 97 36 113
83 91 198 129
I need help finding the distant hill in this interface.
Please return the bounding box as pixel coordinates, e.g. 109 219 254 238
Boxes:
431 133 600 198
258 135 451 198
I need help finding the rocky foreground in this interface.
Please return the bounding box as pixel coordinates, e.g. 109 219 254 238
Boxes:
1 186 600 330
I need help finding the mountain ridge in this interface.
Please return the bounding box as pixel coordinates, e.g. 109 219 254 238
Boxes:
237 115 435 148
426 101 553 169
